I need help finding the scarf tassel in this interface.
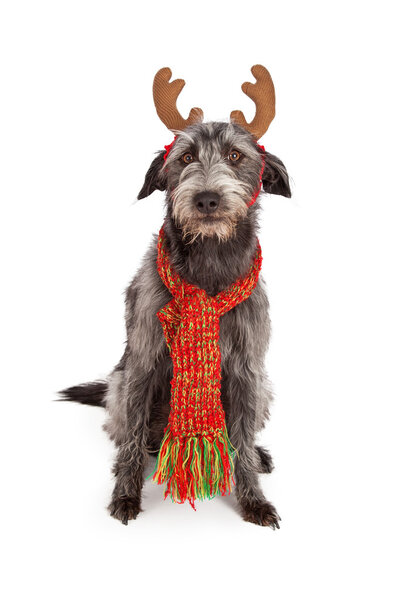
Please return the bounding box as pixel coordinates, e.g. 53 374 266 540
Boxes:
150 425 236 510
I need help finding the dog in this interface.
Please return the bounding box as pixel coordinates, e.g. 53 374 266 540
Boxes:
59 67 291 528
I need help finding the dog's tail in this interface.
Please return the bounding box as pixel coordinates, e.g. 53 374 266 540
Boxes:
58 380 108 408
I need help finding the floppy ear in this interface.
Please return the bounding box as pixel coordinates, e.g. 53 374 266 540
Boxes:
261 151 291 198
137 150 167 199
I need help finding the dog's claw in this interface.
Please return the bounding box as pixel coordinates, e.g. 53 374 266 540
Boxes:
241 500 281 529
108 496 142 525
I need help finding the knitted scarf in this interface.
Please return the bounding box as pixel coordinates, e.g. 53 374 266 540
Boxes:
150 226 262 508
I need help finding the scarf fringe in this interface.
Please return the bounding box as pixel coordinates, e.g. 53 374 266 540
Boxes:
150 425 236 510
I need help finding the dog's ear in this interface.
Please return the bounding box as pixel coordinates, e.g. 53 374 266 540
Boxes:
137 150 167 199
261 151 291 198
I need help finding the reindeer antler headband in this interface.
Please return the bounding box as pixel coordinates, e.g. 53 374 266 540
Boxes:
153 64 275 140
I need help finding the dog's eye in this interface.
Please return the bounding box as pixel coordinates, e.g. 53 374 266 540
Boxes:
228 150 241 162
182 153 194 164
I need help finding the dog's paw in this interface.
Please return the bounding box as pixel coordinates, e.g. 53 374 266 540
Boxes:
241 501 281 529
256 445 275 474
108 496 142 525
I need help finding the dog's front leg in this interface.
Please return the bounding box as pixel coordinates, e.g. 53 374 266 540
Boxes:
224 372 280 529
108 368 152 525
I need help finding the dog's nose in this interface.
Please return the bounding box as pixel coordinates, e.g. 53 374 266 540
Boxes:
193 192 220 214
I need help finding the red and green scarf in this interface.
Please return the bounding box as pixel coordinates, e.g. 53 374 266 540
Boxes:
150 226 262 508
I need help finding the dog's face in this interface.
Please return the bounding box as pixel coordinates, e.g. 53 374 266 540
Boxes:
138 122 291 242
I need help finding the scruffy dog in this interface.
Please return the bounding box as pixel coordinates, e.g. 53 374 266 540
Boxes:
60 66 291 528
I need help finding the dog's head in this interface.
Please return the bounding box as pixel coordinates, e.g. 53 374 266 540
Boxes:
137 66 291 242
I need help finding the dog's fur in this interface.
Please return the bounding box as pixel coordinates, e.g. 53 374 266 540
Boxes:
59 121 291 528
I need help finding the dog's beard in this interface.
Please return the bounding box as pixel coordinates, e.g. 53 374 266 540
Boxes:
179 214 240 243
171 166 251 242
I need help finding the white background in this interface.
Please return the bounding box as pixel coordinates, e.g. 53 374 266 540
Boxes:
1 1 399 598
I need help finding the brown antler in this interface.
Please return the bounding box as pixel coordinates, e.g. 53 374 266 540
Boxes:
230 65 275 140
153 67 204 132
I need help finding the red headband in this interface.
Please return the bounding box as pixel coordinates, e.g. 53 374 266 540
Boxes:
248 143 266 207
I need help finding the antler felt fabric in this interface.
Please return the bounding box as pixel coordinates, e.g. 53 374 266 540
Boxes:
230 64 276 140
153 67 204 132
153 65 275 141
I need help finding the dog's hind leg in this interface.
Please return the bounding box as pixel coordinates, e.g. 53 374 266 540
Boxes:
256 445 274 474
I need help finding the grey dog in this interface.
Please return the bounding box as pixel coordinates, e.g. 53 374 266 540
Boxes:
60 108 290 528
